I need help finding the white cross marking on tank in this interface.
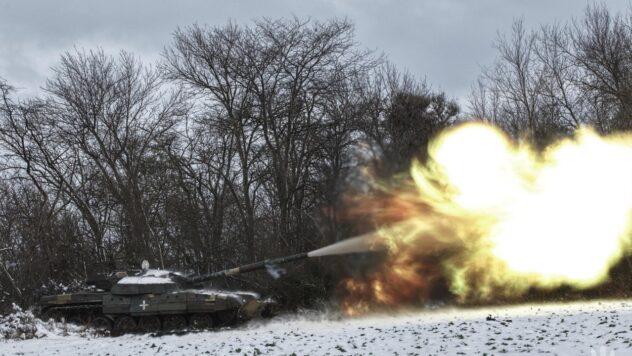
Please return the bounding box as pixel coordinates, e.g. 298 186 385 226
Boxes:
140 300 149 311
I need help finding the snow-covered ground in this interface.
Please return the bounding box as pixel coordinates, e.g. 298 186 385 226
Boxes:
1 299 631 355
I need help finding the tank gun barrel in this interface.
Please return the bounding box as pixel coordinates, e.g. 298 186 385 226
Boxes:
186 252 309 284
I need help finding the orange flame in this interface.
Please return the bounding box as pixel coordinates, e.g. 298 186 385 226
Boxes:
342 123 632 314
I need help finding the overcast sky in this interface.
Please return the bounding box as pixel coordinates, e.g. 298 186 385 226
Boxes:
0 0 630 107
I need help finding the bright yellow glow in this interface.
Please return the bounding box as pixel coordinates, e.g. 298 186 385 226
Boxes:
342 122 632 311
434 124 632 289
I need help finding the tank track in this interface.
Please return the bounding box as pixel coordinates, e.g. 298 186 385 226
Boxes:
41 304 242 334
41 303 103 324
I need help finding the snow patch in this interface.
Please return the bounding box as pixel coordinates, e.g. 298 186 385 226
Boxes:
0 304 37 340
2 299 631 355
0 304 87 340
117 277 175 285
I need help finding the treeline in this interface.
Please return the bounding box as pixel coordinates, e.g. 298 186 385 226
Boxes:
1 4 631 311
471 4 632 146
0 18 457 309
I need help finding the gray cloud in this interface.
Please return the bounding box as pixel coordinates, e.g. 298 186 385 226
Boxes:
1 0 629 103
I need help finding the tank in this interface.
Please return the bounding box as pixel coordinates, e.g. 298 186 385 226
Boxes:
37 253 308 333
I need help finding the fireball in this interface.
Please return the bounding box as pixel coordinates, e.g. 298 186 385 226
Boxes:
343 122 632 312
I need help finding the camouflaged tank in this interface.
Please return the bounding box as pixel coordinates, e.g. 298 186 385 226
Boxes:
38 253 307 333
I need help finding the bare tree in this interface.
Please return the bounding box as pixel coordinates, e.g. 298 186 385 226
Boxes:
164 23 265 260
164 18 376 257
1 51 188 267
163 113 237 271
570 4 632 131
470 19 550 144
471 6 632 141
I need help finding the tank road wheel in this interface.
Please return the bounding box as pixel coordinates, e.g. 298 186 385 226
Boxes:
114 316 137 333
90 316 113 333
215 309 238 326
138 316 161 332
162 315 187 331
189 314 213 330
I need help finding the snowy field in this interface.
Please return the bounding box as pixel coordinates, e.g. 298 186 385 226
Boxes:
1 299 631 355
